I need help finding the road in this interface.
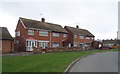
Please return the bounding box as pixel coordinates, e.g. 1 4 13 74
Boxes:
69 51 118 72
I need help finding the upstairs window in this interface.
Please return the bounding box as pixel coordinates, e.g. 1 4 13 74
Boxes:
86 37 90 40
74 35 77 38
39 31 48 36
92 37 94 40
16 31 20 36
63 34 67 37
53 33 59 37
80 36 84 39
28 30 34 35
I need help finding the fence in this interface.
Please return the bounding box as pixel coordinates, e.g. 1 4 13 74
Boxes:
33 47 91 54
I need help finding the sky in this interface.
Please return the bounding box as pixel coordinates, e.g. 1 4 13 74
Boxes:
0 0 119 40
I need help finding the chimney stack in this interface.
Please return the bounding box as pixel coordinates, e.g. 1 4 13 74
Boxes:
41 18 45 22
76 25 79 28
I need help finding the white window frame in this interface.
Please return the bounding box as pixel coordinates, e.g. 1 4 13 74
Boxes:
74 42 77 47
53 33 59 37
16 31 20 36
39 42 48 48
79 43 84 47
63 34 67 37
39 31 48 36
52 43 60 47
74 35 77 38
86 43 90 47
26 40 37 47
86 37 90 40
28 30 34 35
80 36 84 39
92 37 94 40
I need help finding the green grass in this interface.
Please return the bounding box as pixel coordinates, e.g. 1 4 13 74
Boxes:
2 48 120 72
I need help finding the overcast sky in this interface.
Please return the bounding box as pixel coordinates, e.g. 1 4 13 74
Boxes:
0 0 119 40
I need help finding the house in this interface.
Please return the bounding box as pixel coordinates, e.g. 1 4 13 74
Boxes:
0 27 14 53
102 39 120 47
91 40 103 49
64 25 95 47
15 17 68 52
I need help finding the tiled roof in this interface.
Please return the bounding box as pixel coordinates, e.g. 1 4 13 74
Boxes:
20 17 68 33
102 40 120 44
0 27 13 40
65 26 94 37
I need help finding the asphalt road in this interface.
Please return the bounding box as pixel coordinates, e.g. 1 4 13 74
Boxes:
69 51 118 72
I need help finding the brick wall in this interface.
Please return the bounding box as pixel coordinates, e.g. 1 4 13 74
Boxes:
15 19 68 51
2 40 14 53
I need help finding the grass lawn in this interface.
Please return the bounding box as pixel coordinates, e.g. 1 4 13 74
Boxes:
2 48 120 72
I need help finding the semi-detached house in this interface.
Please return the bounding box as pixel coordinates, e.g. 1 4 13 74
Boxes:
15 17 68 52
64 26 95 47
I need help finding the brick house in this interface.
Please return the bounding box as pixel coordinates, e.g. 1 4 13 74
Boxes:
15 17 68 52
102 39 120 47
64 25 95 47
0 27 14 53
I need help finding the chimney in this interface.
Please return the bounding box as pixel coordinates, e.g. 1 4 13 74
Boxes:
41 18 45 22
76 25 79 28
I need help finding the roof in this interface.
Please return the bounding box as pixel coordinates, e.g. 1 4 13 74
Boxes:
65 26 94 37
19 17 68 33
0 27 13 40
102 40 120 44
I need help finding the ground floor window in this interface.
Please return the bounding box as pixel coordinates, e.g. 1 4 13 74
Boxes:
79 43 84 47
86 43 90 47
74 42 78 47
52 43 59 47
39 42 48 48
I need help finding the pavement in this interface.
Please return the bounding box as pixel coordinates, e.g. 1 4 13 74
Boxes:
69 51 118 72
2 52 34 57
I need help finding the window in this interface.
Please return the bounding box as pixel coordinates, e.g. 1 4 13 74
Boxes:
92 37 94 40
74 42 77 47
80 36 84 39
63 34 67 37
53 33 59 37
52 43 59 47
74 35 77 38
26 41 31 47
39 31 48 36
26 41 37 47
86 43 90 47
16 31 20 36
39 42 48 48
79 43 84 47
86 37 90 40
28 30 34 35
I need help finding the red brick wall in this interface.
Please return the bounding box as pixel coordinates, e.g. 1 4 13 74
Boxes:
2 40 14 53
64 27 74 44
15 20 27 51
15 19 68 51
74 35 94 44
51 32 68 47
64 26 94 47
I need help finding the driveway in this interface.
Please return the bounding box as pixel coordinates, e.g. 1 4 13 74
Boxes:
69 51 118 72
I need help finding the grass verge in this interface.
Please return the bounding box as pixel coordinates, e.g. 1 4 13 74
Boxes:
2 48 120 72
